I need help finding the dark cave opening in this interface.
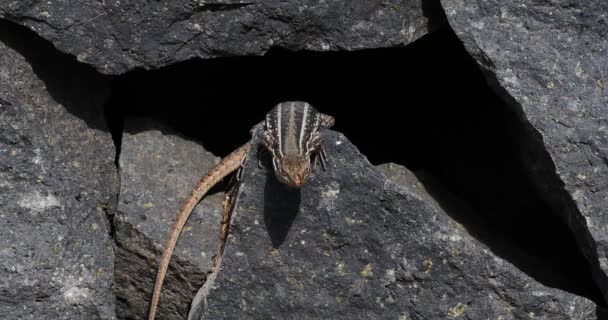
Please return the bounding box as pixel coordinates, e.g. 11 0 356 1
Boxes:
104 27 604 305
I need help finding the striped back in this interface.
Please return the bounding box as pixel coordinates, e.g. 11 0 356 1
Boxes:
265 101 321 157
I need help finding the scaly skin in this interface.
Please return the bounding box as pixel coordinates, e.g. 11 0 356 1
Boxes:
148 142 250 320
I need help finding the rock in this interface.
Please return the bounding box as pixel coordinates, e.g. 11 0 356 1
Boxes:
440 0 608 303
114 118 226 319
190 130 601 319
0 23 116 319
0 0 444 74
376 163 440 208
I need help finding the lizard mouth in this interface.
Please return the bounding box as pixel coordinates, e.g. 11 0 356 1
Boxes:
287 180 305 188
285 175 307 188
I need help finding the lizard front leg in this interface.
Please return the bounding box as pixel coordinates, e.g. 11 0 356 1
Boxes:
320 113 335 128
308 131 328 170
257 129 276 169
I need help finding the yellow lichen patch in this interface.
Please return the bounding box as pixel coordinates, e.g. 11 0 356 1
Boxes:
360 263 373 278
91 223 99 231
422 259 433 272
291 276 306 290
336 261 346 275
269 248 280 257
51 246 61 255
143 202 155 209
575 62 584 78
447 303 467 318
96 268 105 278
269 248 283 263
183 226 192 232
547 81 556 89
96 203 107 212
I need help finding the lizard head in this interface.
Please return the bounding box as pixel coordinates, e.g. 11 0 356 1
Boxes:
272 154 311 188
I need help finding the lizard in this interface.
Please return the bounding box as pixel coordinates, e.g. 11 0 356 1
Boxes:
148 101 335 320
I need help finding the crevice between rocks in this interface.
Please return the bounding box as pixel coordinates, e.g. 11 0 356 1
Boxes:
101 26 605 310
0 19 120 238
478 67 608 307
102 86 124 239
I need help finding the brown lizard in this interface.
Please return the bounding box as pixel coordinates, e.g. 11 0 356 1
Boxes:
148 101 334 320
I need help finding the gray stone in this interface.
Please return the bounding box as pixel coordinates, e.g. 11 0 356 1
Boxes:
376 163 440 209
0 24 116 319
0 0 444 74
440 0 608 303
190 130 600 319
115 118 225 319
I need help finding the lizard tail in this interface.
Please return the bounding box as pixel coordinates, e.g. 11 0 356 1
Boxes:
148 142 251 320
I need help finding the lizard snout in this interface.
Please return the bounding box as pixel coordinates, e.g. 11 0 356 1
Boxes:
290 178 305 188
277 155 310 188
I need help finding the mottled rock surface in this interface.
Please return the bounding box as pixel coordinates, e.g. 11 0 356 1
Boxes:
376 163 440 208
0 24 116 319
190 131 600 320
115 119 225 319
441 0 608 302
0 0 444 74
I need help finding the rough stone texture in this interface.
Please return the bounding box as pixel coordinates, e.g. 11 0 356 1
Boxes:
376 163 440 208
0 0 444 74
0 23 116 319
115 118 225 320
190 131 600 320
440 0 608 303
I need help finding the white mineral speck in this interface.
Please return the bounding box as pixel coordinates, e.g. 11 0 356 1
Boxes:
32 148 42 165
18 191 61 213
77 53 88 63
449 234 462 242
63 286 90 304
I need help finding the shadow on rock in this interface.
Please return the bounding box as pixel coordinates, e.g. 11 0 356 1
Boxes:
0 20 110 131
263 170 301 248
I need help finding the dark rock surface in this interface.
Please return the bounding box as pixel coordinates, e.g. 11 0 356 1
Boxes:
441 0 608 303
114 119 225 319
0 0 444 74
190 131 600 320
376 163 440 208
0 24 116 319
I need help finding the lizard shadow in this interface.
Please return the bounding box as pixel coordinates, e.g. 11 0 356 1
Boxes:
262 167 301 248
